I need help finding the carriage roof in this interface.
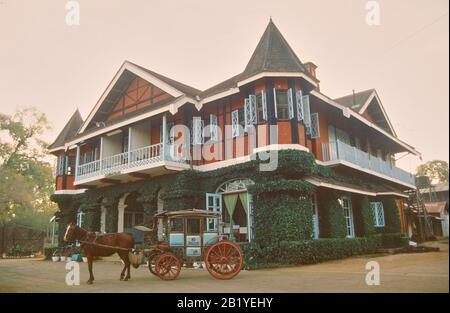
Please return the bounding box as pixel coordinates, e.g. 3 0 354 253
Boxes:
153 209 221 219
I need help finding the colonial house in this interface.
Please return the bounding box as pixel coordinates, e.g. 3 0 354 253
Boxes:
49 20 420 248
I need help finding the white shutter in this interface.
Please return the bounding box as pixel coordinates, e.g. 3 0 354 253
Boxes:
302 95 311 134
296 90 304 121
288 88 294 119
310 112 320 139
192 116 203 145
244 98 251 130
231 110 239 138
249 94 257 125
273 88 278 118
210 114 218 142
261 91 268 121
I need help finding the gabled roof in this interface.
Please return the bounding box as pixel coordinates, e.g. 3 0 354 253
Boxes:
334 89 396 136
241 19 314 81
48 110 83 150
425 201 448 214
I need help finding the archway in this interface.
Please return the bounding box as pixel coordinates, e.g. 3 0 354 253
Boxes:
123 192 145 243
214 179 255 242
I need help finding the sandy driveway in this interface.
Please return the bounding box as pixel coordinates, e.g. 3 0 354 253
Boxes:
0 241 448 293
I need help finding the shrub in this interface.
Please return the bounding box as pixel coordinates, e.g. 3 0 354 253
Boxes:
381 197 402 233
240 236 382 269
380 233 409 248
319 197 347 238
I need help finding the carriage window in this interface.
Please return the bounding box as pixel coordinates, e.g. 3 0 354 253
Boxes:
187 218 200 234
170 218 184 232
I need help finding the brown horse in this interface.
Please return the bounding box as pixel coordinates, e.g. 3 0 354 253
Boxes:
64 222 135 284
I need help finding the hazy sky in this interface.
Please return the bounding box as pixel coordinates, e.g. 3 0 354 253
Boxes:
0 0 448 173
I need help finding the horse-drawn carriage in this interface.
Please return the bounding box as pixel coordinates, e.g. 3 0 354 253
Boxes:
64 209 243 283
143 209 243 280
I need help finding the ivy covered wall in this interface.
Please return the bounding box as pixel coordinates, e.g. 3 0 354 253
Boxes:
50 150 404 247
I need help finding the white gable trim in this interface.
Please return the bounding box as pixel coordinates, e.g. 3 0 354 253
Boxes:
79 61 185 134
237 72 318 88
358 90 397 137
310 90 420 157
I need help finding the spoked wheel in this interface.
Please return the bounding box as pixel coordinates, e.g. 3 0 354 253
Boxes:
155 252 181 280
147 253 160 276
205 240 243 280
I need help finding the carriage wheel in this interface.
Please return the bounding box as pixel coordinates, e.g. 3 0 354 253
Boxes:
147 253 160 276
155 252 181 280
205 240 243 280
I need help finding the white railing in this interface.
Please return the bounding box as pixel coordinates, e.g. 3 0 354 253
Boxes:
75 143 185 181
322 140 415 186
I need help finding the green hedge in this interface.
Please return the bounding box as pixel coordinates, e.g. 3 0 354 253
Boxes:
240 232 409 269
381 197 402 233
380 232 409 248
239 236 382 269
318 196 347 238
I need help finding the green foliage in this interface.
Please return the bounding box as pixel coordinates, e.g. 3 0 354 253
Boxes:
353 196 376 237
7 244 32 257
253 194 314 245
381 196 401 233
416 160 449 183
318 194 346 238
380 232 409 248
0 108 56 229
240 236 382 269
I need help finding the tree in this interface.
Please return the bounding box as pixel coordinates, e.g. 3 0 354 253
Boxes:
416 160 449 184
0 107 56 228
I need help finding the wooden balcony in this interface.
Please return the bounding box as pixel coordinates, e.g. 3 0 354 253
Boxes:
322 140 415 187
75 143 188 186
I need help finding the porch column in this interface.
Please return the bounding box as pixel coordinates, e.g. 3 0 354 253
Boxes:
162 113 167 160
75 145 80 179
117 203 125 233
100 206 106 233
100 136 104 173
128 126 132 165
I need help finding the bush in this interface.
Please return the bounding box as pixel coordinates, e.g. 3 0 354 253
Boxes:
381 197 402 233
380 233 409 248
319 197 347 238
7 245 32 257
240 236 382 269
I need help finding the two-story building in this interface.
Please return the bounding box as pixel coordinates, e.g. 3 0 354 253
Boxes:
50 20 420 247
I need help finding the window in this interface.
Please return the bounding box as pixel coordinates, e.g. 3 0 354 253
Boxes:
339 196 355 238
209 114 218 142
66 156 76 175
122 132 129 153
311 193 319 239
310 113 320 139
187 218 200 234
192 117 203 145
206 193 222 231
170 218 184 232
56 156 65 176
274 89 290 120
244 95 257 130
370 202 385 227
256 93 267 123
230 108 247 137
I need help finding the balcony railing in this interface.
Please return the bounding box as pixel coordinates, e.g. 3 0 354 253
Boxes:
76 143 186 182
322 140 415 186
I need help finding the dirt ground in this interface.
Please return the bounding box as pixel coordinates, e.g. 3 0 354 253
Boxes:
0 240 448 293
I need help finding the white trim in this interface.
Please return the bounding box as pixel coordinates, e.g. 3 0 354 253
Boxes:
322 159 416 189
199 88 240 106
310 90 420 157
79 61 185 134
305 178 377 196
377 192 409 198
237 72 318 88
64 98 186 147
358 91 397 137
53 189 87 195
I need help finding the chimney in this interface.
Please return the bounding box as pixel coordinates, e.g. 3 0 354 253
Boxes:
304 62 319 90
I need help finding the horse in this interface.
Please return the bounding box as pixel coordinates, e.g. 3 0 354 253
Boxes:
64 222 135 284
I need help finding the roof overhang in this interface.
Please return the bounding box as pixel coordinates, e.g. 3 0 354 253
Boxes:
78 61 186 134
237 71 318 88
358 90 397 137
310 90 421 157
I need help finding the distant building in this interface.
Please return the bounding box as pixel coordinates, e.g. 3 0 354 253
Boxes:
420 182 449 237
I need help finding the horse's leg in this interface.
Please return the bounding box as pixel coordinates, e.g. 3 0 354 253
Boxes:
87 254 94 284
118 251 131 281
119 252 127 281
